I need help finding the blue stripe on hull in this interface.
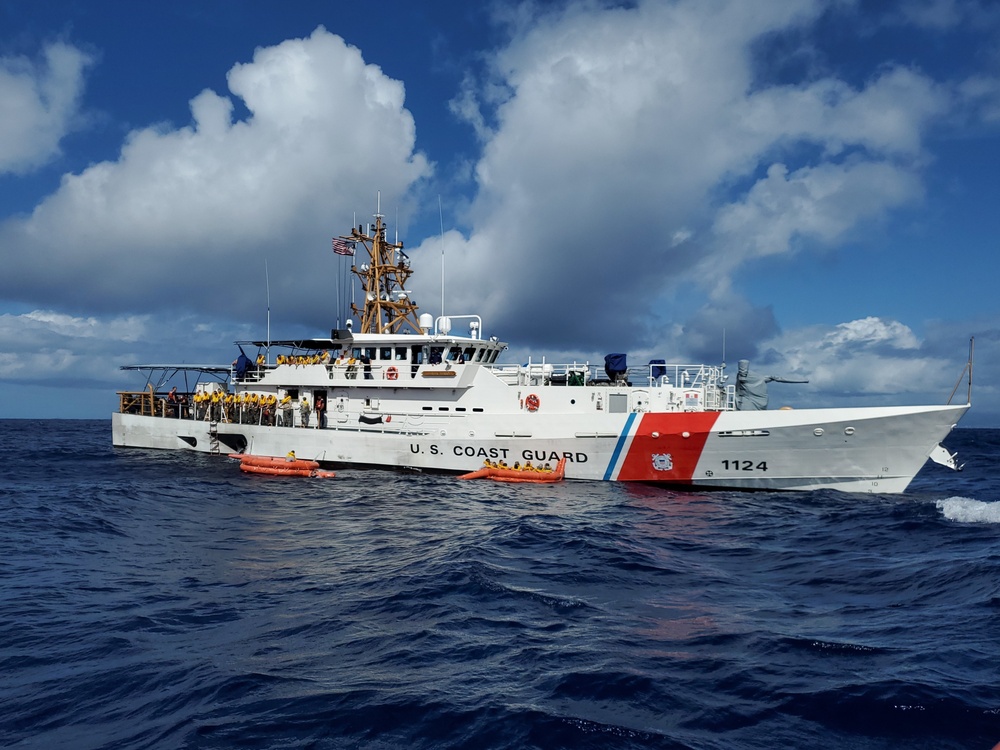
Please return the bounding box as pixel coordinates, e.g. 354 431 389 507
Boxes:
603 412 637 481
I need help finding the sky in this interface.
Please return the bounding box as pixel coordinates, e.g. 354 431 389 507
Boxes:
1 0 998 424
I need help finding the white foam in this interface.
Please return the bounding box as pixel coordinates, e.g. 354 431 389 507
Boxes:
936 496 1000 524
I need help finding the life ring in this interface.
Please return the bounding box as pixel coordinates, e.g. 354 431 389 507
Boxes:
386 366 399 381
525 393 540 412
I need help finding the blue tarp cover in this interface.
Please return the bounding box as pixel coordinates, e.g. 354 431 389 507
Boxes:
605 353 627 379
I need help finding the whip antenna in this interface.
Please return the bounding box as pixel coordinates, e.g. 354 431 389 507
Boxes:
438 195 446 318
265 259 270 362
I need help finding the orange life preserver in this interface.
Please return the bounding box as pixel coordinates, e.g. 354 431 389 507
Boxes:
386 366 399 381
525 393 540 412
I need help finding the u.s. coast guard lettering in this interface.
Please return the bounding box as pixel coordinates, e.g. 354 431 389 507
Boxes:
409 443 588 463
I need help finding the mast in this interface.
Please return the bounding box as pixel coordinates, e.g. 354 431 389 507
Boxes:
343 212 422 334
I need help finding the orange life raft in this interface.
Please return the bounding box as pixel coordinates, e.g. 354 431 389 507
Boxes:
236 454 336 478
458 457 566 483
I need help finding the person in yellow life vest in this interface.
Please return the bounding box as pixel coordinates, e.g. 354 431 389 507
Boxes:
267 394 278 425
279 393 293 426
299 396 311 428
498 460 508 469
286 450 296 462
320 350 330 364
256 354 265 367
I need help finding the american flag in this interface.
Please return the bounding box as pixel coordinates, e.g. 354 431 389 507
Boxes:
332 238 356 256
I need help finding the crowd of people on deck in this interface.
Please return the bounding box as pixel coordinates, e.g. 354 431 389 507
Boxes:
245 349 379 379
274 352 332 366
153 347 364 424
188 390 278 425
159 386 329 429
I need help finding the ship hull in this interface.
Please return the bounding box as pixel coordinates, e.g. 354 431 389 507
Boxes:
112 402 967 493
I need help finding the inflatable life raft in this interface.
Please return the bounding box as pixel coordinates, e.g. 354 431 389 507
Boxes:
458 457 566 483
236 454 336 478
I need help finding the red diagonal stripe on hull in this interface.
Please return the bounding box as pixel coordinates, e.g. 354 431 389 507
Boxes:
616 412 722 482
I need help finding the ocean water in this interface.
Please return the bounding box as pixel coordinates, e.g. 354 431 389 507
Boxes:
1 420 998 750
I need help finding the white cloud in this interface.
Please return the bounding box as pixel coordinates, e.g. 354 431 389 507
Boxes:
891 0 965 29
0 307 263 390
0 309 147 384
406 0 955 362
824 316 920 349
0 41 93 174
0 27 430 324
709 159 922 274
743 66 949 157
960 74 1000 124
10 309 147 341
756 316 952 401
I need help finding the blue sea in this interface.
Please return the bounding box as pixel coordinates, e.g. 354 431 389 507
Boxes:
1 420 998 750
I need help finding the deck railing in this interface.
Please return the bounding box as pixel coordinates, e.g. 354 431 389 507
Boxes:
125 358 738 421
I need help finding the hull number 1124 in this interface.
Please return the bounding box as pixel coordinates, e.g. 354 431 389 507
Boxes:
721 459 768 472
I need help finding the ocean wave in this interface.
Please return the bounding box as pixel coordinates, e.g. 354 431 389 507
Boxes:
5 422 1000 750
936 497 1000 524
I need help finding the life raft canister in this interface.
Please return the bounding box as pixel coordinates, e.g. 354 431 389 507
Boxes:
525 393 540 412
386 366 399 380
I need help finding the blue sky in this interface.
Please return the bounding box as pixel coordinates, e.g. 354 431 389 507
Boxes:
1 0 998 424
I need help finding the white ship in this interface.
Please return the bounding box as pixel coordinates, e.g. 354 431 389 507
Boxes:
112 212 971 493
